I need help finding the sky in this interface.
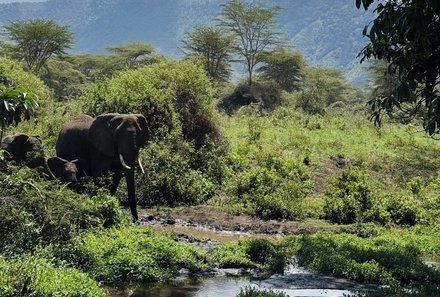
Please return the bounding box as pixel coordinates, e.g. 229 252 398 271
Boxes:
0 0 46 3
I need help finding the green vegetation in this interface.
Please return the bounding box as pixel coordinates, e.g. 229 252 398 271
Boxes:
236 287 287 297
0 255 105 297
0 0 439 295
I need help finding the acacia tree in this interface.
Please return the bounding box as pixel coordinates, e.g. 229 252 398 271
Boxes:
106 41 156 70
357 0 440 134
219 0 282 86
258 47 306 92
181 25 234 83
3 19 73 73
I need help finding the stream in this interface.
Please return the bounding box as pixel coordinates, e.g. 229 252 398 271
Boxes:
107 264 378 297
107 219 438 297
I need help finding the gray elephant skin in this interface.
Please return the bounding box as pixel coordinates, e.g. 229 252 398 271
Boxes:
56 113 149 221
47 156 88 190
1 133 55 179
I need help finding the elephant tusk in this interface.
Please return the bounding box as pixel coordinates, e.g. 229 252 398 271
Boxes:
138 157 145 174
119 154 131 170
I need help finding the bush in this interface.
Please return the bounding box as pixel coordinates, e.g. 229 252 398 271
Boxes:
0 255 105 297
135 139 216 206
297 233 440 286
218 81 283 115
82 58 220 146
229 151 312 220
211 239 286 273
0 166 124 255
324 167 374 224
73 227 207 284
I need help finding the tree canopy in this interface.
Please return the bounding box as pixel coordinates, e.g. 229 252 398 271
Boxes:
257 47 305 92
219 0 282 86
357 0 440 134
3 19 73 74
181 25 234 83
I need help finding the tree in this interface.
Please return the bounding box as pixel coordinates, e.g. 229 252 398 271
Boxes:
220 0 282 86
105 41 156 70
181 25 234 83
357 0 440 134
258 47 306 92
3 19 73 73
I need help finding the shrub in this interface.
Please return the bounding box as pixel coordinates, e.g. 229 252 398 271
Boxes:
0 255 105 297
73 227 207 284
82 59 220 146
297 233 440 286
210 239 286 273
324 167 374 224
230 151 312 220
0 166 124 255
135 139 216 206
218 81 283 115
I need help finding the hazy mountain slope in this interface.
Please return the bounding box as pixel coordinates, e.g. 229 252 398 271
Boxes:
0 0 373 85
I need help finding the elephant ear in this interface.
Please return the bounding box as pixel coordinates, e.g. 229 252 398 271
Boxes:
47 156 68 178
88 114 120 157
135 114 150 147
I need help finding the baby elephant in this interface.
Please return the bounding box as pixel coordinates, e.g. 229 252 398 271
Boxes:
47 156 84 190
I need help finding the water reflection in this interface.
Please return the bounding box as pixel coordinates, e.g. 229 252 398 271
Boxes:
107 276 358 297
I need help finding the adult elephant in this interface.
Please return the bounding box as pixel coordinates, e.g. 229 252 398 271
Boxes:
56 113 149 221
1 133 56 179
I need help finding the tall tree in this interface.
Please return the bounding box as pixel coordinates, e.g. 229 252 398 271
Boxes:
219 0 282 86
258 47 305 92
3 19 73 74
181 25 234 83
357 0 440 134
105 41 156 70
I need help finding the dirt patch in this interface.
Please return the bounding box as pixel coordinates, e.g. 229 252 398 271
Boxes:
139 205 341 239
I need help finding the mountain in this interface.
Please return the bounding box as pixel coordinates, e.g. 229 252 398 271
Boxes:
0 0 374 85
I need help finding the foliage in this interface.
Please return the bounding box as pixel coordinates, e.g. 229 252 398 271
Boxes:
324 167 374 224
295 67 354 115
218 81 282 114
357 0 440 135
210 239 286 273
182 24 234 83
228 150 312 220
0 84 39 139
258 47 306 92
105 41 156 70
236 287 287 297
3 19 73 73
82 58 219 146
219 0 282 85
297 233 440 286
40 58 87 101
73 227 207 284
135 140 216 207
0 166 124 255
0 255 105 297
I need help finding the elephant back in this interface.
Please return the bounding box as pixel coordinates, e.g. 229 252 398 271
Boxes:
56 115 94 165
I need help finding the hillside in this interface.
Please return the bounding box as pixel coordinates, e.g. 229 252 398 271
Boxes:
0 0 373 85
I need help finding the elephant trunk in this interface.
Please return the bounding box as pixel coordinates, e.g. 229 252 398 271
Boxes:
124 167 138 221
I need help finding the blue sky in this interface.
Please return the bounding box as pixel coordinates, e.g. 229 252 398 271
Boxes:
0 0 46 3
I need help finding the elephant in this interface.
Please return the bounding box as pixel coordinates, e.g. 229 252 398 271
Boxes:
55 113 149 221
1 133 56 179
47 156 88 190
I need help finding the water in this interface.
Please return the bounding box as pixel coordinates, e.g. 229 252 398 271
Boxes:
107 264 378 297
